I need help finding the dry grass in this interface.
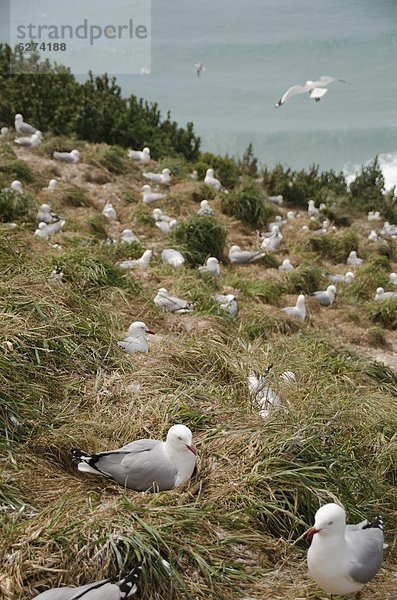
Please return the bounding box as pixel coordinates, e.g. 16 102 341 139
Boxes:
0 139 396 600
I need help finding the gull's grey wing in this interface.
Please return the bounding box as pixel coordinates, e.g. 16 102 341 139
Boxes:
230 251 258 263
19 121 36 134
34 581 110 600
312 291 331 305
315 76 337 87
276 84 311 107
15 136 32 146
53 152 74 163
70 583 119 600
346 528 384 584
89 440 177 491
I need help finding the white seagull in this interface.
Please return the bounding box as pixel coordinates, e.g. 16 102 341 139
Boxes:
72 424 196 491
161 248 185 268
278 258 294 271
118 321 154 354
154 288 194 314
118 250 153 270
374 287 397 301
14 132 41 147
311 284 337 307
198 257 221 276
0 127 9 137
33 565 142 600
275 76 346 107
307 503 385 600
121 229 139 244
228 245 265 264
127 146 151 163
195 62 206 77
102 202 118 220
141 184 165 204
204 168 224 191
214 293 239 317
248 365 281 420
197 200 213 216
14 113 37 134
53 149 80 164
282 294 306 321
346 251 363 266
143 168 171 185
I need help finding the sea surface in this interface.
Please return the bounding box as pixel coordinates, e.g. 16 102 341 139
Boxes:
1 0 397 184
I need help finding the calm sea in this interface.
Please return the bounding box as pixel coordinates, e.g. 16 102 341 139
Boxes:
2 0 397 184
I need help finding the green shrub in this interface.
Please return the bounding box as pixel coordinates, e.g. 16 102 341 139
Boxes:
38 135 84 157
287 264 324 294
170 214 226 266
191 183 216 204
0 190 36 222
346 259 389 301
0 145 34 188
195 152 239 189
228 276 285 304
221 179 276 228
309 230 359 263
369 300 397 329
56 185 91 207
84 144 136 175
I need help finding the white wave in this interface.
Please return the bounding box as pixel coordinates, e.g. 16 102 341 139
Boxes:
344 152 397 191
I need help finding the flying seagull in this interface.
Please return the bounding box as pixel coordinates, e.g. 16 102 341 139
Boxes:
195 62 206 77
275 76 347 107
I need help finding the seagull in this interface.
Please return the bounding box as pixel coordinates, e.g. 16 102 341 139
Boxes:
53 149 80 163
152 208 173 223
161 248 185 268
278 258 294 271
248 365 281 420
33 565 142 599
120 229 139 244
143 168 171 185
275 76 346 107
155 219 177 235
260 225 283 252
139 67 150 75
389 272 397 286
228 245 266 264
368 211 381 222
204 168 224 191
14 113 37 134
214 294 238 317
267 194 283 205
195 62 206 77
118 321 154 354
198 257 221 276
197 200 213 215
43 179 58 192
141 184 165 204
154 288 194 314
102 202 118 220
308 200 320 218
127 146 151 163
307 503 384 600
14 132 41 147
374 287 397 301
190 170 199 180
34 219 65 239
72 424 197 491
118 250 153 270
367 230 379 242
328 271 355 284
48 265 64 283
0 127 9 137
9 180 23 193
282 294 306 321
37 204 55 224
346 251 363 266
311 284 337 306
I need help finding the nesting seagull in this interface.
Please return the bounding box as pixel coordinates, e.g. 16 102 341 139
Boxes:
143 168 171 185
275 76 346 107
195 62 206 77
311 284 337 306
346 251 363 266
247 365 281 420
14 132 41 147
102 202 118 220
152 208 173 223
214 294 238 317
204 168 224 192
118 321 154 354
197 200 213 216
37 204 56 224
14 113 37 134
127 146 151 163
374 287 397 301
198 257 221 276
53 149 80 164
8 180 23 193
278 258 294 271
267 194 283 205
34 219 65 239
155 219 177 235
282 294 306 321
118 250 153 270
328 271 355 284
161 248 185 268
141 184 165 204
121 229 139 244
307 503 385 599
0 126 8 137
72 424 197 491
190 170 199 180
43 179 58 192
33 565 142 599
228 245 265 264
154 288 194 314
308 200 320 218
389 272 397 286
260 225 283 252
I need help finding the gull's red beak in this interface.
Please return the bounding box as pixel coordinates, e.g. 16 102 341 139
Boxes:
146 329 155 335
186 444 197 455
307 527 319 540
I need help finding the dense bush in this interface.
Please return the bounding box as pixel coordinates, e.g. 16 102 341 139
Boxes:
309 230 359 263
0 44 200 161
287 264 324 294
170 214 226 266
369 300 397 329
221 178 276 228
0 190 36 222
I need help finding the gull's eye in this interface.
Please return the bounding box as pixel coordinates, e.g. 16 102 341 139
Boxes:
328 521 334 525
177 436 182 440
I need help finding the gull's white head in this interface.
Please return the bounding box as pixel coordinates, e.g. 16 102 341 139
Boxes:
142 184 152 192
158 287 168 295
207 257 219 266
327 285 337 296
162 168 171 175
376 287 384 295
282 259 292 267
143 147 150 154
127 321 154 337
345 271 355 283
307 503 346 540
71 149 80 159
40 203 51 211
296 294 306 307
15 113 23 121
152 208 163 218
200 200 210 208
48 179 57 189
206 168 214 177
229 245 241 253
349 251 357 258
11 180 22 191
166 424 196 455
38 222 47 230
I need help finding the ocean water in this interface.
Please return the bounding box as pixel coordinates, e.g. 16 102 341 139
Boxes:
1 0 397 182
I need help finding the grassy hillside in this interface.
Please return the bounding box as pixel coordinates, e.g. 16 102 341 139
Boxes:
0 129 396 600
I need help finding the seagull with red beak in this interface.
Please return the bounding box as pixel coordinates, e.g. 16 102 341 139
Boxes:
118 321 155 354
72 425 197 491
307 503 385 600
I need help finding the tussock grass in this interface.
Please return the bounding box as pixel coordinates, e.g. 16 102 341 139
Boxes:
170 215 226 266
54 184 91 208
369 300 397 329
286 264 324 294
0 190 36 222
0 144 35 188
84 144 139 175
222 179 276 228
308 230 359 263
